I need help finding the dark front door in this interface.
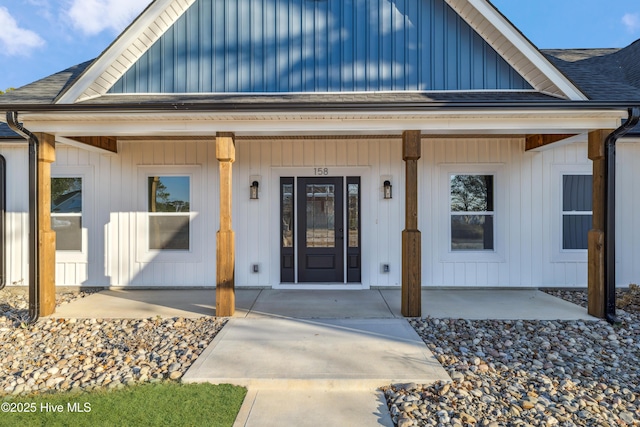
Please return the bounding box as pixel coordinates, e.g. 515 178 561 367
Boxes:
297 177 344 282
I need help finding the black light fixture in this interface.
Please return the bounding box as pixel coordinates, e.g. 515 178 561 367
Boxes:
383 180 392 199
250 180 259 199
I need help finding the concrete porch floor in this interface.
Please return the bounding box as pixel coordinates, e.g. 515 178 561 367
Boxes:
50 288 596 321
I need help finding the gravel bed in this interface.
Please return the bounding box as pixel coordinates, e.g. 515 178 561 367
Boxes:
0 288 225 396
385 288 640 427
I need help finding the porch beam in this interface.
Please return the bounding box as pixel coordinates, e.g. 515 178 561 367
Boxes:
402 130 421 317
587 129 611 319
34 133 56 316
525 134 577 151
64 136 118 153
216 132 235 317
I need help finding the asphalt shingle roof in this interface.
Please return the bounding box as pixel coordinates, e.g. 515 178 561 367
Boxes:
543 40 640 102
0 60 92 105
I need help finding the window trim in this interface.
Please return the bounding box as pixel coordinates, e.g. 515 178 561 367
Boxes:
136 166 202 263
552 165 592 262
51 167 93 263
439 164 505 263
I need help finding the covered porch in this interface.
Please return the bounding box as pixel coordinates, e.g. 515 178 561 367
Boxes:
6 110 631 321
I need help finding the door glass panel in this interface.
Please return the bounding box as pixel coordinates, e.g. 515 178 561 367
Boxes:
282 183 294 248
306 184 335 248
348 183 359 248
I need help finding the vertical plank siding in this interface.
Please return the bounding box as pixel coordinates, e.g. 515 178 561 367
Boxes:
0 147 29 287
3 139 640 288
109 0 531 94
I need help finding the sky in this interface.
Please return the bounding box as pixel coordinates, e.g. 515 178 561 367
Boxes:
0 0 639 92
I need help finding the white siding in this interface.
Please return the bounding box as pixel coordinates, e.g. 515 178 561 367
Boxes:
0 146 29 287
49 140 219 287
421 138 597 287
617 142 640 286
3 137 640 288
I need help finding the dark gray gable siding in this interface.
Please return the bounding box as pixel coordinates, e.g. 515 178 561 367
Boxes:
0 123 19 139
109 0 532 94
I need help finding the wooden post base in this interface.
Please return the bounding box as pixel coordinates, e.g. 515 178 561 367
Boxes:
216 230 235 317
401 230 421 317
588 230 605 318
39 230 56 316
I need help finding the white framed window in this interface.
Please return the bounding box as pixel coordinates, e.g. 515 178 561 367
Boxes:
551 165 592 262
439 164 505 262
51 177 83 251
51 167 93 263
548 164 593 262
148 176 191 250
561 174 592 250
137 166 201 263
450 174 495 251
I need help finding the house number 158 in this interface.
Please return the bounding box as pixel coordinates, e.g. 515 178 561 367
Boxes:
314 168 329 175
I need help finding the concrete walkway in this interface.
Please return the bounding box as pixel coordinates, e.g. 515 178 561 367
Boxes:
182 317 448 426
50 288 596 426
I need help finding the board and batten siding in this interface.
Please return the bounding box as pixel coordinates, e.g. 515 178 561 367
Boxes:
109 0 531 93
0 146 29 287
3 138 640 288
42 140 219 287
420 137 574 287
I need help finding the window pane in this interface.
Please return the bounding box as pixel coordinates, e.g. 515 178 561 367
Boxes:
348 183 359 248
451 215 494 250
52 178 82 213
306 184 335 248
282 183 294 248
52 216 82 251
149 215 190 250
563 214 592 250
563 175 592 212
148 176 190 212
52 177 82 251
451 175 493 212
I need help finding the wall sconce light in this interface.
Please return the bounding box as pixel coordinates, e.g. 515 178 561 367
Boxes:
383 180 392 199
250 180 259 199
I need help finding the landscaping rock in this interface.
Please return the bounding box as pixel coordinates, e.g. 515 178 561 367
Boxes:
0 288 225 396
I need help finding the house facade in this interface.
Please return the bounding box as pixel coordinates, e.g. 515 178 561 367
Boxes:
1 0 640 318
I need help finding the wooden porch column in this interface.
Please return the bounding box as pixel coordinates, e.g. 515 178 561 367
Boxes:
216 132 236 317
587 129 611 319
402 130 422 317
35 133 56 316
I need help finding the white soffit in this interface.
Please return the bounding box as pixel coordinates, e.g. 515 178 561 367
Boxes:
56 0 196 104
446 0 588 101
20 110 624 136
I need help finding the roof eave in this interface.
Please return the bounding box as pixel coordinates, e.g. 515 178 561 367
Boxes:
1 100 638 116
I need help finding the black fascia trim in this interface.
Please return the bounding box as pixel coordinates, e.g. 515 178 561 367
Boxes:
1 100 640 114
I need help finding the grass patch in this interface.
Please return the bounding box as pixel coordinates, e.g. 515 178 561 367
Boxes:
0 382 246 427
